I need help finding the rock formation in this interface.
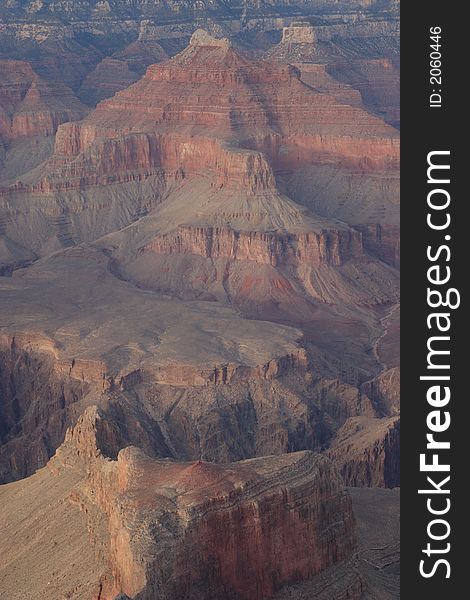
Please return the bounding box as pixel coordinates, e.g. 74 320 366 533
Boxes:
0 5 400 599
0 406 360 600
328 416 400 488
328 58 400 128
78 58 140 106
0 60 87 142
0 245 388 482
0 31 399 489
282 23 316 45
0 33 399 283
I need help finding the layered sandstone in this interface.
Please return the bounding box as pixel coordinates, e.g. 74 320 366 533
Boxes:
0 34 400 312
62 406 358 600
328 59 400 128
35 31 398 187
0 32 399 278
78 58 140 106
0 32 400 494
144 225 363 268
328 416 400 488
0 60 87 143
0 246 315 479
0 245 394 482
0 404 361 599
0 8 400 600
0 2 399 95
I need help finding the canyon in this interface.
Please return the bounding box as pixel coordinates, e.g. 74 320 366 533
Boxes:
0 3 399 599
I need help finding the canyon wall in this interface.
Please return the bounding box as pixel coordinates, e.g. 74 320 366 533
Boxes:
57 406 358 600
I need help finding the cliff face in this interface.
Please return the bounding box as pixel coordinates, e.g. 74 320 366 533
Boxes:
44 33 398 177
0 274 378 482
0 332 110 482
144 225 363 268
55 406 358 600
0 31 399 489
328 58 400 128
0 60 87 143
357 222 400 268
328 416 400 488
0 5 400 599
0 32 399 281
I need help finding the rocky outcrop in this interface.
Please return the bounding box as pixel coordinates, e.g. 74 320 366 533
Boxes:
78 58 140 106
328 58 400 128
0 2 399 94
144 225 363 268
25 33 398 190
0 243 391 480
0 333 106 482
0 32 399 282
0 60 87 143
362 366 400 418
357 222 400 268
328 416 400 488
56 406 358 600
265 23 318 63
282 23 316 45
0 263 380 478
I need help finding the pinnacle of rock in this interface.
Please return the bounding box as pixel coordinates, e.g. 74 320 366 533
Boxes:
190 28 231 48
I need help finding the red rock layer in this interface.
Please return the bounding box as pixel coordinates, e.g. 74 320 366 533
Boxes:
57 406 357 600
328 416 400 488
5 134 275 195
7 32 399 197
0 60 88 142
327 58 400 128
78 58 140 106
144 225 363 268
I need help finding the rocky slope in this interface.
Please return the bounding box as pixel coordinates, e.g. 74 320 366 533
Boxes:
0 31 399 279
350 487 400 599
0 60 86 143
0 406 360 600
328 416 400 488
0 245 309 480
0 243 395 484
0 32 399 488
264 21 399 265
0 10 399 600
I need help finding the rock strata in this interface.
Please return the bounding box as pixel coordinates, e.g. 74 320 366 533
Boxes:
328 416 400 488
61 406 358 600
0 60 87 143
